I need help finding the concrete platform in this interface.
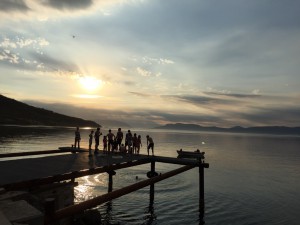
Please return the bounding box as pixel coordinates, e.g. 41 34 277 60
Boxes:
0 151 148 187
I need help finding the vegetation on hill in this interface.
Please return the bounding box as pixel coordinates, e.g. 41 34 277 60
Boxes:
0 95 100 127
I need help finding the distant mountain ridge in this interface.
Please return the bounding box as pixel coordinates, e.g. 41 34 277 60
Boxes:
155 123 300 135
0 95 100 127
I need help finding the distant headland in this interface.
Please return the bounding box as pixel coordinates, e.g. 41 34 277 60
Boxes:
0 95 100 127
155 123 300 135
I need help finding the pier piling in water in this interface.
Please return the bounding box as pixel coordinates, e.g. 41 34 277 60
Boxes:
150 160 156 205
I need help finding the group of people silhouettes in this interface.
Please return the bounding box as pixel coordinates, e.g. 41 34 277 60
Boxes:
74 127 154 157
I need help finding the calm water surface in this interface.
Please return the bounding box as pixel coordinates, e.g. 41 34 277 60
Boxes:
0 126 299 225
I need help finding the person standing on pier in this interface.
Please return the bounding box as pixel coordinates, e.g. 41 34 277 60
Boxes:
125 130 133 153
116 128 123 150
132 133 138 154
88 130 94 157
103 135 108 153
137 135 142 155
146 135 154 156
74 127 81 149
107 129 115 153
94 127 102 154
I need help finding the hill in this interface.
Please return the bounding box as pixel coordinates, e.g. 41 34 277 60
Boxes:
155 123 300 135
0 95 100 127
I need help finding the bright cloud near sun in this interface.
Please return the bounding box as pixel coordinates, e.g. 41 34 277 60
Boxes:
78 76 103 92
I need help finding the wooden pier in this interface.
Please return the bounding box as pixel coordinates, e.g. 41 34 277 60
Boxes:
0 149 209 225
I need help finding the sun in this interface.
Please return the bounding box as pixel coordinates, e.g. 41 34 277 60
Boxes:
78 76 102 92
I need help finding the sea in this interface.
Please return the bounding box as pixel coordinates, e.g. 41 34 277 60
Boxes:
0 125 299 225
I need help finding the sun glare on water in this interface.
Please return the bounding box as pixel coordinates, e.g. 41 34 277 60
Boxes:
79 76 102 92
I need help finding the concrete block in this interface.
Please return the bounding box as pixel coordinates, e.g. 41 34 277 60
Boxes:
0 210 12 225
0 191 28 201
0 200 43 225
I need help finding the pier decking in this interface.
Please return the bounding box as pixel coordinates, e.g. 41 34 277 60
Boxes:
0 149 209 224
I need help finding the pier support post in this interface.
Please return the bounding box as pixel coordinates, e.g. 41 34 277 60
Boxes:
199 162 205 216
108 173 113 192
108 171 116 193
44 198 55 224
150 161 155 205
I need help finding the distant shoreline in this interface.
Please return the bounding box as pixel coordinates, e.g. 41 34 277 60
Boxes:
154 123 300 136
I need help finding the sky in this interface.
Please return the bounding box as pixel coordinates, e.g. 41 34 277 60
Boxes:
0 0 300 128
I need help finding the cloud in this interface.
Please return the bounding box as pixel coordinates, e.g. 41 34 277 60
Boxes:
130 56 173 78
0 49 19 64
148 111 225 125
128 91 151 97
22 100 223 128
71 94 103 99
162 94 235 106
204 91 261 98
30 52 78 73
0 0 122 19
136 67 152 77
23 92 300 128
142 56 174 65
43 0 93 10
0 36 77 74
226 105 300 127
0 0 94 13
0 0 29 12
0 37 49 49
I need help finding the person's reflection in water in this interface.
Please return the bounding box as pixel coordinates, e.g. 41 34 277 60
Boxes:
88 154 94 168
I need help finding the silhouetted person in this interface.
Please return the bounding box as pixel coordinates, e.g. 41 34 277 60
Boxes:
107 129 115 153
94 127 102 154
125 130 133 153
116 128 123 150
137 135 142 155
133 133 138 154
146 135 154 156
103 136 107 153
74 127 81 149
88 130 94 157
